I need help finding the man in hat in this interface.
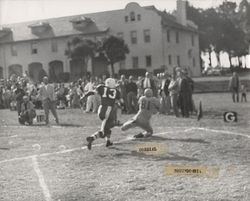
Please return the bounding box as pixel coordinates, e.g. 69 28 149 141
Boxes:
39 76 59 124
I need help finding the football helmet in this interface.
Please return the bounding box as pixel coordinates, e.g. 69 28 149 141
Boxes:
144 88 153 97
105 78 116 88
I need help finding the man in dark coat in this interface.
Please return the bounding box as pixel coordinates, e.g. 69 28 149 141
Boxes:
177 70 191 118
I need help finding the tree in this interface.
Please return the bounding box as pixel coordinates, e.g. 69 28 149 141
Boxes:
65 36 97 77
238 0 250 56
187 1 250 68
102 36 129 76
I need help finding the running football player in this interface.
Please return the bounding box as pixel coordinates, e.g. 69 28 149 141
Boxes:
121 88 160 138
86 78 122 150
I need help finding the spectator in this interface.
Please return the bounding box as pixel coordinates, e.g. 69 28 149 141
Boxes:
168 70 180 117
38 76 59 124
84 77 98 113
228 72 240 103
184 69 195 113
141 72 157 97
118 75 128 113
19 95 36 125
0 86 4 109
69 82 81 108
136 76 144 98
126 76 138 114
241 84 247 102
177 70 190 118
14 82 26 116
159 73 171 115
56 83 68 109
29 84 42 109
2 87 12 109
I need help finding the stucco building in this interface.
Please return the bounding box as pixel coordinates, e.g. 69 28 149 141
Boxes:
0 0 200 82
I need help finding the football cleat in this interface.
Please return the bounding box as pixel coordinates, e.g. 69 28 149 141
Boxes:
133 133 144 138
86 136 94 150
106 140 113 147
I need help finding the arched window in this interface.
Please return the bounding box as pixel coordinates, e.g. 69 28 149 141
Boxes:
130 11 135 21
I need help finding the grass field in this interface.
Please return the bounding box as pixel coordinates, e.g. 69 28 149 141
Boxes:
0 93 250 201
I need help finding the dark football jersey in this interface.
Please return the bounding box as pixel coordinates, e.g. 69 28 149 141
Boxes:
96 85 120 107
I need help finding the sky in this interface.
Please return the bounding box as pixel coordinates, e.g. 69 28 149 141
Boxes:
0 0 242 25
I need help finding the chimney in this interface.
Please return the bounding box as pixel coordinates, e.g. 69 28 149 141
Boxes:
176 0 187 26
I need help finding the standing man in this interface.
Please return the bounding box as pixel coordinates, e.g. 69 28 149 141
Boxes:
118 75 128 113
39 76 59 124
141 72 156 97
159 73 171 115
228 72 240 103
168 70 180 117
84 77 98 113
183 69 195 113
177 70 190 118
126 76 138 114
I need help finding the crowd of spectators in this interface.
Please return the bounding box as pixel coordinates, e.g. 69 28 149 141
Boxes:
0 67 197 125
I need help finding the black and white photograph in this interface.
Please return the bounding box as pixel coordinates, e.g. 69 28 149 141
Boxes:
0 0 249 200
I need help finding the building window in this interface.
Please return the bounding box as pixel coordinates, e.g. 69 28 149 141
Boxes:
144 29 151 43
176 31 179 43
168 55 172 65
130 11 135 21
191 34 195 46
119 60 125 69
130 31 137 44
11 45 18 56
51 39 58 52
146 55 152 67
167 30 170 42
117 32 124 39
31 41 38 54
137 14 141 21
125 16 128 22
177 55 180 66
193 58 196 67
132 56 139 68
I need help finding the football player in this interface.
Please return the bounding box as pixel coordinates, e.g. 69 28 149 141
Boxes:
86 78 122 150
121 88 160 138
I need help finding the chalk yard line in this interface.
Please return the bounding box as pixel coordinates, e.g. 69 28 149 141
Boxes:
0 130 178 164
32 156 52 201
1 127 249 165
190 127 250 139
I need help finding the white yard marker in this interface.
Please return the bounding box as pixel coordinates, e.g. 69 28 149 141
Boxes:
32 156 52 201
190 127 250 139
